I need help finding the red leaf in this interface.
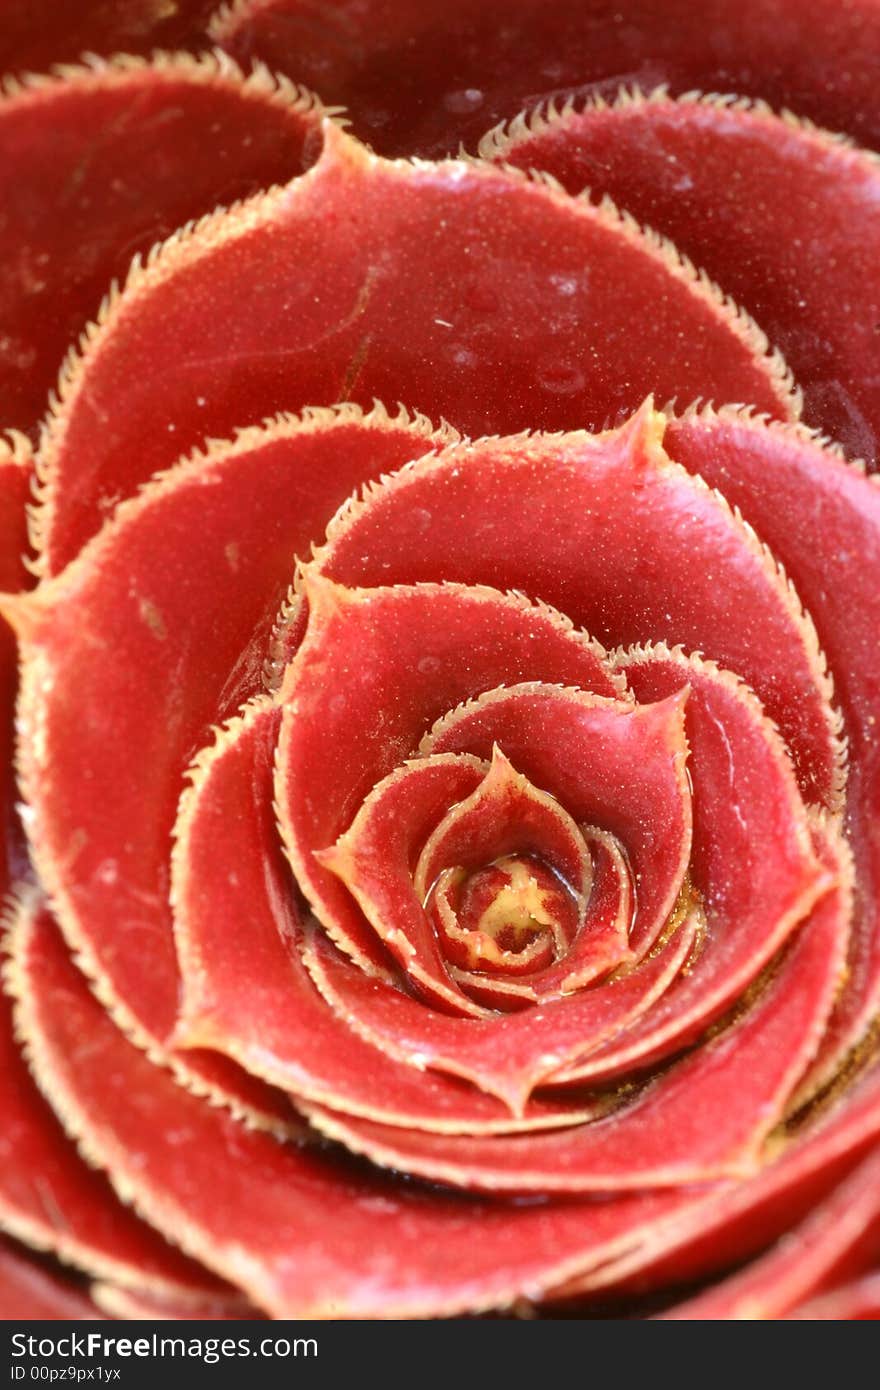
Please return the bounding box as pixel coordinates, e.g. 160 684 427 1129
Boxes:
276 575 623 978
0 53 329 441
0 896 231 1299
0 436 31 902
304 821 846 1193
485 91 880 461
10 408 444 1123
174 698 605 1134
0 1 212 75
38 123 796 574
547 648 826 1086
666 407 880 1099
666 1143 880 1319
9 901 706 1318
304 916 696 1116
213 0 880 157
0 1238 100 1319
311 407 843 811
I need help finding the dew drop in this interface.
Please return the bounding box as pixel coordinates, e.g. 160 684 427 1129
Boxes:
443 88 484 114
536 359 586 396
452 346 478 368
549 273 579 298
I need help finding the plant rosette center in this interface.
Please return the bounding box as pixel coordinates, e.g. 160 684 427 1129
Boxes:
427 854 578 975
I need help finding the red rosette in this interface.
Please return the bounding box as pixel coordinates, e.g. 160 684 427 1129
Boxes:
1 5 880 1322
